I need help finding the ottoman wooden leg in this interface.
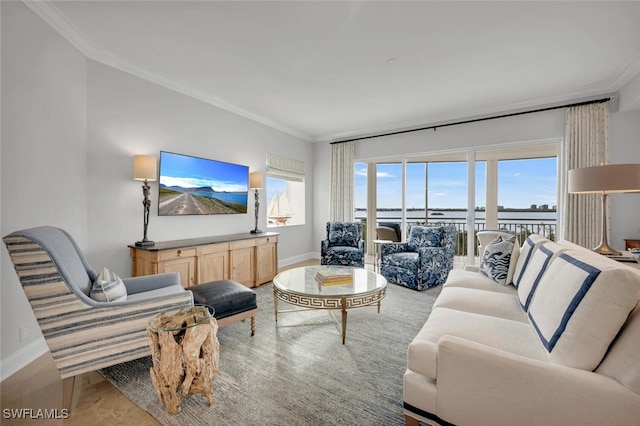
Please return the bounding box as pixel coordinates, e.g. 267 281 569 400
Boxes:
250 315 256 336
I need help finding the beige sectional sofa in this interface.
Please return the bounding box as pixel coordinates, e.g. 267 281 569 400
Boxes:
403 234 640 426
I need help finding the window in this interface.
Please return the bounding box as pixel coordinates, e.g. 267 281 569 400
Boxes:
265 153 306 228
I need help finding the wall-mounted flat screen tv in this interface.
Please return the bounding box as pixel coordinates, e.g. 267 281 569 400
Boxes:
158 151 248 216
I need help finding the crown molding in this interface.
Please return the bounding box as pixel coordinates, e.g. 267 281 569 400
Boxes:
22 0 313 142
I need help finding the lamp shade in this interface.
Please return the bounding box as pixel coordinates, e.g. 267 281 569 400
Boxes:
568 164 640 194
133 155 157 182
250 172 263 190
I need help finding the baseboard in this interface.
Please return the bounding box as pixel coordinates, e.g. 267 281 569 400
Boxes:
279 252 319 268
0 337 48 382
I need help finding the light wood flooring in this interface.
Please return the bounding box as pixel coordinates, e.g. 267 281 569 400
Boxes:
0 259 320 425
1 256 466 425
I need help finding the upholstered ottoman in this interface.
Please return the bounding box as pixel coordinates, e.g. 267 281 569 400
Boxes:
190 280 257 336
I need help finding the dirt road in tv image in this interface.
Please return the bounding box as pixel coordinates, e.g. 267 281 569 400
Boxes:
159 193 239 215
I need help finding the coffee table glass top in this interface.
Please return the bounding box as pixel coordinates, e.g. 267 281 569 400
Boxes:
273 265 386 297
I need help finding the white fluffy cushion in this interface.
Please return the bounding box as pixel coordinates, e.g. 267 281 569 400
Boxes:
527 252 640 371
513 234 549 288
90 267 127 302
479 235 520 286
516 242 565 310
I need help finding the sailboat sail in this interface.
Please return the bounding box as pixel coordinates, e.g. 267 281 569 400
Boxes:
268 190 294 224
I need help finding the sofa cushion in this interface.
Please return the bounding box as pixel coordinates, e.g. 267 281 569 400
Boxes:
527 251 640 371
433 287 527 323
444 269 516 295
479 235 519 286
407 307 547 380
407 226 442 252
516 242 565 311
513 234 549 288
328 222 360 247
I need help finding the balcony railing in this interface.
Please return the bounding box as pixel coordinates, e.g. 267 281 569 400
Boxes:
360 215 556 257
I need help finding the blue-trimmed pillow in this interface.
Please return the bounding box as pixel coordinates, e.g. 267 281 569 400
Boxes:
479 235 518 286
407 226 442 252
90 267 127 302
513 234 549 288
516 242 565 310
328 222 360 247
525 250 640 371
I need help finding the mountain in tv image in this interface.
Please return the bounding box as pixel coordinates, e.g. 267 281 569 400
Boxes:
158 184 248 215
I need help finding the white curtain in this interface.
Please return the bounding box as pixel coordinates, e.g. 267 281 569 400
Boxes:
563 102 610 248
330 141 355 222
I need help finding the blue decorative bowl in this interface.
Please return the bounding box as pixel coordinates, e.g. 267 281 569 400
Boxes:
631 249 640 264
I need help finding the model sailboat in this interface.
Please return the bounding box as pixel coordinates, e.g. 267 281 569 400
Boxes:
267 190 294 225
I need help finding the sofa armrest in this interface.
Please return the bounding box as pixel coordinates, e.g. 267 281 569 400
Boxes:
321 239 329 256
435 335 640 426
123 272 181 294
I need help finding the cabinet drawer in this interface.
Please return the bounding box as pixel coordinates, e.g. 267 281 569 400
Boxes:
157 248 196 261
196 243 229 255
256 236 278 245
229 239 256 250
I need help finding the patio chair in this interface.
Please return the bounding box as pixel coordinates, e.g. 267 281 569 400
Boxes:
320 221 365 267
3 226 193 408
380 225 456 290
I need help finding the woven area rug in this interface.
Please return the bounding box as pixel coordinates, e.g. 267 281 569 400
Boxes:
100 280 441 425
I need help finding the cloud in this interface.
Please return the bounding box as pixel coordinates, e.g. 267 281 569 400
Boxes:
431 192 448 196
377 172 395 178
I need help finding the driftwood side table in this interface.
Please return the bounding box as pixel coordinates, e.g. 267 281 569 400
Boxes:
147 305 219 415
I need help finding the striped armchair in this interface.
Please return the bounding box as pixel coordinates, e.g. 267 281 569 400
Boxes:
3 226 193 407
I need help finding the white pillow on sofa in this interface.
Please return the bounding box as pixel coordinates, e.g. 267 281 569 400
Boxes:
513 234 549 288
516 242 565 310
527 252 640 371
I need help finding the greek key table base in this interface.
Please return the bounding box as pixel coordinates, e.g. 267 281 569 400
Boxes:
272 266 387 344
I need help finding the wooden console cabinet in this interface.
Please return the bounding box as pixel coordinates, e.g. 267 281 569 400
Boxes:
129 232 278 288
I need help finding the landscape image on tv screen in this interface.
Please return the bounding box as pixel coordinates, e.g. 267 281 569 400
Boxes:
158 151 248 216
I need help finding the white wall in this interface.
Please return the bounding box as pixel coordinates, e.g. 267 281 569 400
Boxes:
86 62 315 275
1 1 88 377
0 2 315 380
313 104 640 252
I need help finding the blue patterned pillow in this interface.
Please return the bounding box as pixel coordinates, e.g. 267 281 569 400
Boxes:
479 236 517 286
407 226 442 252
328 222 360 247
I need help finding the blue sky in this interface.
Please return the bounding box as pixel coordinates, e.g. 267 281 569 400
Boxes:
159 151 248 192
355 158 557 209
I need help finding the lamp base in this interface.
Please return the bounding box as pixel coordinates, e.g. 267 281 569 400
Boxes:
135 240 155 247
592 244 621 256
250 229 263 234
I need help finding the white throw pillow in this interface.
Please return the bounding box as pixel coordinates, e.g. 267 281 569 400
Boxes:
516 242 565 310
90 267 127 302
479 235 519 286
528 252 640 371
513 234 550 289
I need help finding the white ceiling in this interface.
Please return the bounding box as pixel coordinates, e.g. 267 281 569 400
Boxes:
32 1 640 142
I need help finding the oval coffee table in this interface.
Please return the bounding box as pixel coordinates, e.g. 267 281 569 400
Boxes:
272 265 387 344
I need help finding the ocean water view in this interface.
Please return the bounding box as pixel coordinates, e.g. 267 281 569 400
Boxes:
355 209 557 224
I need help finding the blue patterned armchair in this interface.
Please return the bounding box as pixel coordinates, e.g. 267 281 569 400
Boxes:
380 225 456 290
321 221 365 267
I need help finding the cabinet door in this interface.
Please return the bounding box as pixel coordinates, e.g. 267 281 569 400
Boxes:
158 257 196 288
256 238 278 284
199 251 229 283
230 246 255 287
